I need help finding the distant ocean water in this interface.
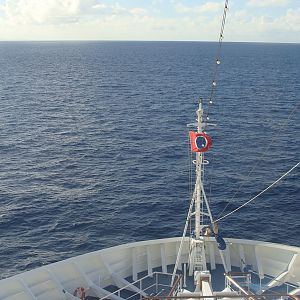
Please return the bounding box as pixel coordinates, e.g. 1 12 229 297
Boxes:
0 41 299 278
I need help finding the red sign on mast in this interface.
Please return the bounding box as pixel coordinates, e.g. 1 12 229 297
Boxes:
189 132 212 153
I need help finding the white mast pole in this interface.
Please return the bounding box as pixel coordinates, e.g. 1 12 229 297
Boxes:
195 100 203 239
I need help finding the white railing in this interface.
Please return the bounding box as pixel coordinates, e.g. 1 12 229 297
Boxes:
100 272 182 300
224 271 299 299
248 270 299 295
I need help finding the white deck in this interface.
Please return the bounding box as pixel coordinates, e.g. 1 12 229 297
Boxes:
0 237 299 300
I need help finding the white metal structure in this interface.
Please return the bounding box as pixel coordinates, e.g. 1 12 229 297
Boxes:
0 237 299 299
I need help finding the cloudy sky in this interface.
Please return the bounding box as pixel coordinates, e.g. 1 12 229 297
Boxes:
0 0 299 42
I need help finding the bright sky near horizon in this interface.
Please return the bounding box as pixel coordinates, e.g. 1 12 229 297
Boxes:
0 0 299 42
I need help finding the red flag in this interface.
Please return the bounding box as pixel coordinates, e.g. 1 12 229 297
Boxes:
189 132 212 153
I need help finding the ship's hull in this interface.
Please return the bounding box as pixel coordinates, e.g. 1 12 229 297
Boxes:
0 237 299 299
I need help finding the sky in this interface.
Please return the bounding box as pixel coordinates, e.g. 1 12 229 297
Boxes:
0 0 299 42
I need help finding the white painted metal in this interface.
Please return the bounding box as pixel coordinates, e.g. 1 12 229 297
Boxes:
0 237 299 300
238 244 246 271
195 101 203 239
132 248 137 281
219 249 229 273
225 274 250 296
208 242 216 270
183 263 187 288
111 273 147 297
254 246 264 279
146 246 152 276
186 102 213 279
160 244 167 273
202 280 213 300
200 183 214 223
265 253 300 290
18 279 36 300
186 102 229 280
224 244 231 272
175 243 182 271
171 193 195 284
189 238 207 275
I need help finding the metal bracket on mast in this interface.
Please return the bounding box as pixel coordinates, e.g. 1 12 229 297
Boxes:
187 123 217 128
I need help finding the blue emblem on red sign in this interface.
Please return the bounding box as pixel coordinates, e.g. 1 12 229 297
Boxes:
189 132 212 152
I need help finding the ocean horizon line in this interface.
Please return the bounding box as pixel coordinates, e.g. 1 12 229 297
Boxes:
0 39 299 45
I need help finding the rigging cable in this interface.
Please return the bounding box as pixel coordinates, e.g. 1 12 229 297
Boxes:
204 0 229 127
203 0 229 217
213 161 300 223
216 99 300 219
171 191 195 285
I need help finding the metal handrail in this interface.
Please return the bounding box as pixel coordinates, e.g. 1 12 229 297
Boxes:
168 274 182 296
249 269 299 290
99 271 181 300
225 274 251 296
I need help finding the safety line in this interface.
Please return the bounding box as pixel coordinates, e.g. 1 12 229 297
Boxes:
213 161 300 223
216 99 300 219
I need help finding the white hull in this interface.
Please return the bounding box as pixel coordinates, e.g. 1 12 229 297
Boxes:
0 237 299 299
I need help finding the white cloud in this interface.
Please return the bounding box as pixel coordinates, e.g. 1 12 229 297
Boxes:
0 11 222 41
226 5 300 42
0 0 147 26
0 0 299 42
109 3 127 15
247 0 289 7
277 7 300 31
0 0 83 25
130 8 147 16
175 2 223 14
92 3 107 10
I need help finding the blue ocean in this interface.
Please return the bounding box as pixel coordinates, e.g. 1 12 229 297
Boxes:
0 41 299 278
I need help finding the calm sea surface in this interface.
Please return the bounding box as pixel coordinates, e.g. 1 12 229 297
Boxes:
0 41 299 278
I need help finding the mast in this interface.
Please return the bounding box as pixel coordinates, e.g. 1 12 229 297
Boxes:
195 100 203 239
171 99 228 285
172 0 230 286
188 99 210 276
